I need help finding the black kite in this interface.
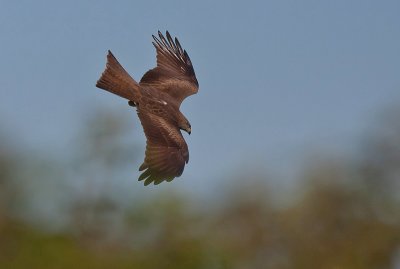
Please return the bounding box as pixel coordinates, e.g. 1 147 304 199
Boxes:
96 31 199 186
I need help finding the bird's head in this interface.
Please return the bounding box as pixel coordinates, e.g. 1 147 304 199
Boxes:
180 120 191 135
178 115 191 135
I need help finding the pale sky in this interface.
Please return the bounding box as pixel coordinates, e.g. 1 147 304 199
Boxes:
1 0 400 193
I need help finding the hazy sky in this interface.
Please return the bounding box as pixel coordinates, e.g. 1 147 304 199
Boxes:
1 0 400 191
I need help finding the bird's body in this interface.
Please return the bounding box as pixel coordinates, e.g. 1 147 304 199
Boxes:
96 31 198 185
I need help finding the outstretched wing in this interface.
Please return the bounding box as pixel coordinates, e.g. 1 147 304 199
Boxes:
140 31 199 106
137 109 189 185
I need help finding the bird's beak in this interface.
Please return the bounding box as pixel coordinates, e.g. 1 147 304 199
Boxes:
187 127 191 135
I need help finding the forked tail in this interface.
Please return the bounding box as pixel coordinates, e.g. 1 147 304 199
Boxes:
96 50 140 101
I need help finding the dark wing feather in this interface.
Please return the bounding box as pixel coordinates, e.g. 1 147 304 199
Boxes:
140 31 199 106
137 109 189 185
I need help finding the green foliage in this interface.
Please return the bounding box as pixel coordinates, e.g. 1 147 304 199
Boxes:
1 109 400 269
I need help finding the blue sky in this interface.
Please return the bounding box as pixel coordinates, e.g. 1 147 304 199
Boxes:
1 0 400 192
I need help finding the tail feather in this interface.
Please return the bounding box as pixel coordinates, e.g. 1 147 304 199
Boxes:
96 50 139 101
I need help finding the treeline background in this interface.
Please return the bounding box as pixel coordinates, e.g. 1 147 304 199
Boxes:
1 106 400 269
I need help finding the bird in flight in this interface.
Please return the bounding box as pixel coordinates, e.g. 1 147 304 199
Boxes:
96 31 199 186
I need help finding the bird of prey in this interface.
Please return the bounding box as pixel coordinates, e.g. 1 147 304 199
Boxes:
96 31 199 186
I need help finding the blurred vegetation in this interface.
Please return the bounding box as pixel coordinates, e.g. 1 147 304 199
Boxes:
0 108 400 269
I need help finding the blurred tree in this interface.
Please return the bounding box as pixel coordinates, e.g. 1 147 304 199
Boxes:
67 109 140 247
1 107 400 269
358 106 400 223
280 164 400 269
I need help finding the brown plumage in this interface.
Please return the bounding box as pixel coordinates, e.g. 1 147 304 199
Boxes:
96 31 199 185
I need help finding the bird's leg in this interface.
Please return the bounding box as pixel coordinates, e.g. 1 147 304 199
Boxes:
128 101 137 107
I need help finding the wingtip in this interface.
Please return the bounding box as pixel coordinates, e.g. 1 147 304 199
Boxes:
139 163 148 171
154 178 164 185
166 176 175 182
138 169 151 181
144 178 152 186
